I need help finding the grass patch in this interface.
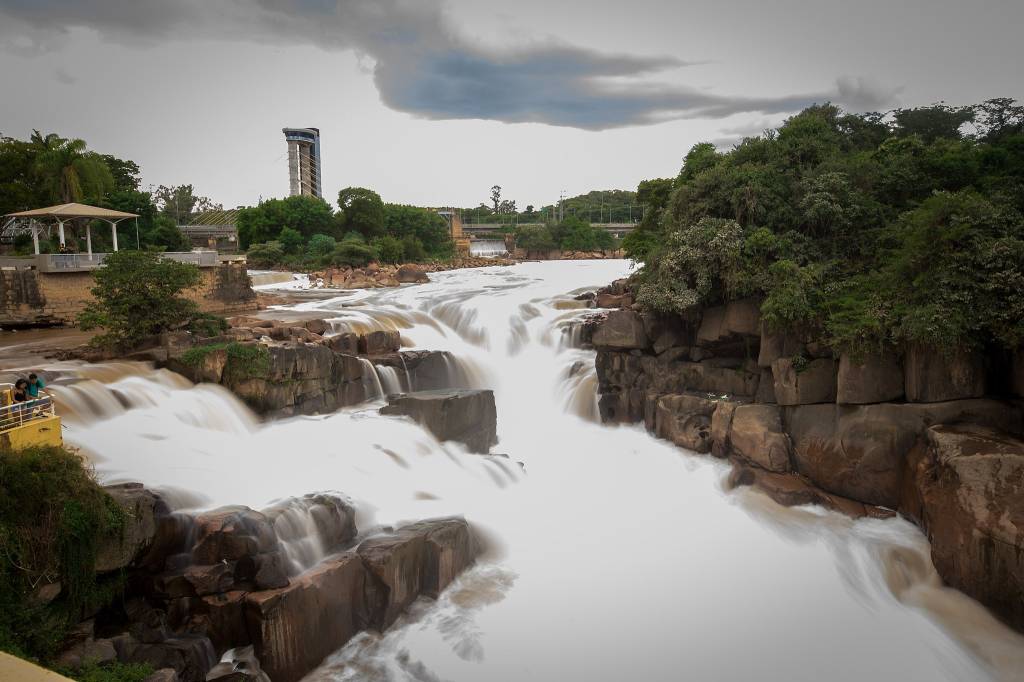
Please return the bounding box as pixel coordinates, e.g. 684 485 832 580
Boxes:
61 661 154 682
0 446 126 663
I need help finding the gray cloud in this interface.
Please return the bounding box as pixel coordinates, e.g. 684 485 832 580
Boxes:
0 0 897 129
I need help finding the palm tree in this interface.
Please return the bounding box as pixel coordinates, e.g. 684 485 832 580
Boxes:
31 131 114 205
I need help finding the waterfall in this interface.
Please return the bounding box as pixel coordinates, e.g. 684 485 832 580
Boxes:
359 358 385 400
469 240 509 257
375 365 405 395
38 260 1024 682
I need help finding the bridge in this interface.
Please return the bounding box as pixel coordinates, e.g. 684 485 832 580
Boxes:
462 222 636 238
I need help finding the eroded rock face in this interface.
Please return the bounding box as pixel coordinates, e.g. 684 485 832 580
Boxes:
772 358 837 405
786 399 1022 508
904 344 985 402
360 329 401 355
592 310 649 350
836 352 904 404
653 394 717 453
380 389 497 453
728 405 791 472
902 425 1024 630
96 483 166 573
246 552 374 682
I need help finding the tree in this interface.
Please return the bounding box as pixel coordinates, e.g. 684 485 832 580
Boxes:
306 234 337 258
98 154 141 192
247 241 285 267
372 235 404 263
514 225 556 251
78 250 202 349
337 187 384 238
382 204 451 255
153 184 220 224
31 131 114 205
892 104 974 143
237 195 334 248
148 215 190 251
490 185 502 212
278 227 304 254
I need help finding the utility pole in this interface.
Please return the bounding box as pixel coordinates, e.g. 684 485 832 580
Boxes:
559 190 566 223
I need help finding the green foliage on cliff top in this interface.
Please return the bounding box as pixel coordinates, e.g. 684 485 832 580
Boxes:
0 446 125 662
632 98 1024 353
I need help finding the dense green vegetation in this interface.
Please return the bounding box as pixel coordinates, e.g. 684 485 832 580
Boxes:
0 131 216 253
0 446 126 663
78 250 206 349
239 188 453 269
629 98 1024 354
512 215 617 252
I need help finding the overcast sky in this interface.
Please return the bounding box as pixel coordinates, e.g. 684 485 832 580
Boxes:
1 0 1021 209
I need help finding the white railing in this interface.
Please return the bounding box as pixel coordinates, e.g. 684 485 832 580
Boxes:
0 395 57 433
36 251 219 272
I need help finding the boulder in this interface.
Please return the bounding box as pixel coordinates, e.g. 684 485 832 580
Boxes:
190 507 278 565
392 518 477 598
726 463 891 519
303 319 330 336
837 352 904 404
56 637 117 669
200 591 250 652
96 483 165 573
592 310 649 350
653 394 717 453
396 264 430 283
357 530 429 629
638 355 760 398
326 332 359 355
183 562 235 596
246 552 374 682
696 306 726 345
380 389 497 453
772 358 837 405
710 400 738 458
754 368 776 404
360 330 401 355
595 292 633 308
787 399 1022 508
728 405 791 472
902 425 1024 630
126 637 217 682
904 344 985 402
722 299 761 337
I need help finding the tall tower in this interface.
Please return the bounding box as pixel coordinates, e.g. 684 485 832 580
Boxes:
282 128 322 198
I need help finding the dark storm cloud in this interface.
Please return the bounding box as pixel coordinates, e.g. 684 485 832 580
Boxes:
0 0 896 129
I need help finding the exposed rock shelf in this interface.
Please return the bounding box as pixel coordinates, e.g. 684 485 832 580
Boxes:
381 389 498 453
63 486 479 682
590 280 1024 631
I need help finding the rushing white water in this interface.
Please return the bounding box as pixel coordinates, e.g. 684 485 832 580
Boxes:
35 261 1024 681
469 240 510 258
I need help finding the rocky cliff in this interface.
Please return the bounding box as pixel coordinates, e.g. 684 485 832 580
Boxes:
589 281 1024 630
57 485 479 682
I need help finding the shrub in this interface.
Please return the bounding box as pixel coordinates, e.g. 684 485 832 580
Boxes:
246 241 284 267
278 227 304 254
371 235 405 263
401 235 426 262
0 446 126 662
78 250 201 350
331 240 377 268
306 233 336 258
187 312 228 338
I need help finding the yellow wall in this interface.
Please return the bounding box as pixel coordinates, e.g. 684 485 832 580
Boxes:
0 652 73 681
0 415 62 450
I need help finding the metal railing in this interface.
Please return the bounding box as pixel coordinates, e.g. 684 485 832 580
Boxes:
0 395 57 434
35 251 219 272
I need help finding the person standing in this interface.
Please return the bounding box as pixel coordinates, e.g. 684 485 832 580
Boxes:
26 373 45 399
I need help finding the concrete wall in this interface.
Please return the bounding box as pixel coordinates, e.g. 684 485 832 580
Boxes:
0 263 258 328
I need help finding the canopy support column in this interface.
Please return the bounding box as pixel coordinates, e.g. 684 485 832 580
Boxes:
57 219 66 248
86 223 93 257
31 223 40 255
111 221 118 252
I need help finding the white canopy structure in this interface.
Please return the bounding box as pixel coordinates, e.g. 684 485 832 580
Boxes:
3 202 139 256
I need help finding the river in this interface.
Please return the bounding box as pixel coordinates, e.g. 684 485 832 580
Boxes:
28 260 1024 681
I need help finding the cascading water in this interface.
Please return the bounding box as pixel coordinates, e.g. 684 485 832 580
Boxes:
375 365 406 394
469 240 509 258
30 261 1024 682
